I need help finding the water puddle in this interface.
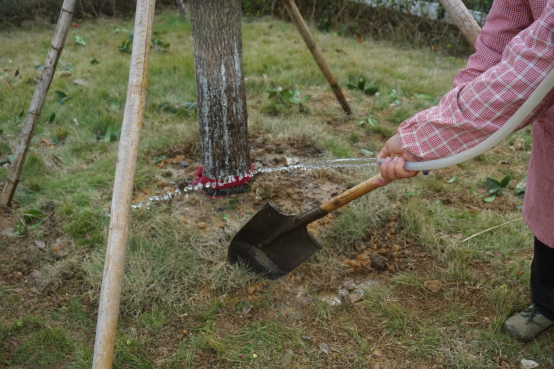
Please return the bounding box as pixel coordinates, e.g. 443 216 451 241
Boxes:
131 157 377 210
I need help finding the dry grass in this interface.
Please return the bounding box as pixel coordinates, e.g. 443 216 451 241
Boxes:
1 11 552 369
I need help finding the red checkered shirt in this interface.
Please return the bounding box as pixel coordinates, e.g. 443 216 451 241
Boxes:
398 0 554 247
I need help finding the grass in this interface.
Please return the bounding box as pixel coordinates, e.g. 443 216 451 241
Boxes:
1 11 552 369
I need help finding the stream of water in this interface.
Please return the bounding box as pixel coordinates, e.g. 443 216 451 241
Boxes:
131 157 377 210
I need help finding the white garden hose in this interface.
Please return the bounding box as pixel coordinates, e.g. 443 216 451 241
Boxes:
378 66 554 171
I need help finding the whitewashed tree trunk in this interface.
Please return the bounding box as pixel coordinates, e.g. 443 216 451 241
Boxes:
176 0 186 20
189 0 250 184
91 0 156 367
438 0 481 47
0 0 76 207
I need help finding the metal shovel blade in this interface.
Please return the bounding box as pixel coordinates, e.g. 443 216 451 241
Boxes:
227 202 322 280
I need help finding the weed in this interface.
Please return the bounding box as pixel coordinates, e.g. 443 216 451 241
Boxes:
12 327 74 366
0 13 543 368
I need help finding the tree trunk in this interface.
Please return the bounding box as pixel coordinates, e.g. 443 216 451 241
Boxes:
437 0 480 48
176 0 186 20
189 0 250 183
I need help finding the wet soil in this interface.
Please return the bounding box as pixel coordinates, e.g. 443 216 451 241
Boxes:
1 133 553 368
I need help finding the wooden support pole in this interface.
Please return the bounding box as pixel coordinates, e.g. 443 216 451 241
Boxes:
0 0 76 207
282 0 351 115
91 0 156 367
438 0 481 47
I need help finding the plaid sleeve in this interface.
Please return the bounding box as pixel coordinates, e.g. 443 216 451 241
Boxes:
399 1 554 161
454 0 534 87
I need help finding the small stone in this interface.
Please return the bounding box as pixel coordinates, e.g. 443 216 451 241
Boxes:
513 138 526 150
178 160 189 168
34 240 45 250
349 293 363 303
196 222 207 230
371 253 387 271
521 359 539 369
1 227 14 236
31 270 42 279
424 280 443 293
319 343 330 354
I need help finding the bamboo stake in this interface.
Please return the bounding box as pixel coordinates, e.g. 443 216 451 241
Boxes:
461 218 523 243
282 0 352 115
91 0 155 367
438 0 481 47
0 0 76 207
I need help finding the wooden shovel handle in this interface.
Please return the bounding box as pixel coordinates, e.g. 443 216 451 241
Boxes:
320 173 382 213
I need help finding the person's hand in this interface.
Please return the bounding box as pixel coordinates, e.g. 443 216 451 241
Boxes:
372 134 418 187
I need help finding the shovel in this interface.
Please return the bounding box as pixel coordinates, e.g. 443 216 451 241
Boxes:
227 173 382 279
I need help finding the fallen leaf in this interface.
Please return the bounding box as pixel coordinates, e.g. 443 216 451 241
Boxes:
349 293 363 303
73 78 88 86
40 138 52 147
424 280 443 293
60 73 72 78
242 305 253 315
521 359 539 369
513 138 525 150
282 349 294 368
171 155 186 164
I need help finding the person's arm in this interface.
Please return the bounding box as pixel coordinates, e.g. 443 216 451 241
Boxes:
454 0 533 87
375 1 554 185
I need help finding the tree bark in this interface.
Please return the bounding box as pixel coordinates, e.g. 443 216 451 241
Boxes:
189 0 250 181
176 0 186 20
438 0 481 48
